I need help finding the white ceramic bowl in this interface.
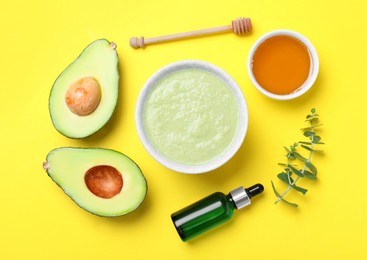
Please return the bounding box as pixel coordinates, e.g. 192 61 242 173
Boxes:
135 60 248 174
247 29 319 100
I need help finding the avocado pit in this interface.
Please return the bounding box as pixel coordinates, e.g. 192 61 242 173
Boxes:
85 165 123 199
65 77 101 116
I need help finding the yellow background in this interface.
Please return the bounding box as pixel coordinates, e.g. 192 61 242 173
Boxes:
1 0 366 259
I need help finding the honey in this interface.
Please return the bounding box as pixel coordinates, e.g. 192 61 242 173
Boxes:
251 35 311 95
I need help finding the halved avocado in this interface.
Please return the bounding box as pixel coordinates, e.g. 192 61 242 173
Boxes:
43 147 147 217
49 39 119 138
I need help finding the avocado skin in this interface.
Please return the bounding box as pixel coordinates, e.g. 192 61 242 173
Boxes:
44 147 148 217
49 39 119 139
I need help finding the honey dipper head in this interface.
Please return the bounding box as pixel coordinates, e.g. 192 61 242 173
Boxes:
232 17 252 35
129 37 145 48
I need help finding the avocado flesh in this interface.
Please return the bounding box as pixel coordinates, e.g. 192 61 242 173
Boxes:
49 39 119 138
44 147 147 217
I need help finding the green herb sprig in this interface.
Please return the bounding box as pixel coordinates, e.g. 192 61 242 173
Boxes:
271 108 324 207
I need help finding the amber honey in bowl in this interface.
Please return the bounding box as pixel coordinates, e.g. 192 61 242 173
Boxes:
248 30 319 100
252 35 310 95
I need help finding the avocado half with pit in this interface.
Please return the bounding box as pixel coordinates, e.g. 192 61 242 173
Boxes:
43 147 147 217
49 39 119 138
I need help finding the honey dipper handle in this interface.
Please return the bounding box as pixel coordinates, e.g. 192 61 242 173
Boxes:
130 17 252 49
130 25 232 49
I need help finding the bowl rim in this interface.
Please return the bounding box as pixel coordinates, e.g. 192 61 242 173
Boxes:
247 29 319 100
135 60 248 174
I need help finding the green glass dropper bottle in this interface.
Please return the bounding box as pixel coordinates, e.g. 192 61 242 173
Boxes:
171 183 264 242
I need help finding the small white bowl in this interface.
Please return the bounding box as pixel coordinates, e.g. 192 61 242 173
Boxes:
135 60 248 174
247 29 319 100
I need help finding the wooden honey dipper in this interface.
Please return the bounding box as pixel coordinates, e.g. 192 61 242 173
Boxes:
130 17 252 49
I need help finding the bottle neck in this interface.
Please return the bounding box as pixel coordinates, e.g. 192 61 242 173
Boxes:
227 184 264 210
228 186 251 210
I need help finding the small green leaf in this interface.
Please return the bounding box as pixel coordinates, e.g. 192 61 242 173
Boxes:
286 163 298 167
305 161 318 175
291 143 298 150
292 184 308 195
280 198 299 207
277 172 293 185
301 144 314 152
312 123 324 128
288 165 304 177
277 173 288 184
299 141 312 145
271 180 282 199
300 123 323 131
284 146 295 159
305 117 319 123
313 136 321 142
302 145 323 152
310 117 319 123
304 170 317 180
304 131 315 137
311 108 316 113
286 152 296 160
293 152 307 162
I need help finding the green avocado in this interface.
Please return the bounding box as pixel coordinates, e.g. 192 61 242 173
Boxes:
43 147 147 217
49 39 119 138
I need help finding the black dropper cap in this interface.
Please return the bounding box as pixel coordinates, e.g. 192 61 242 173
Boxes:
245 183 264 198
